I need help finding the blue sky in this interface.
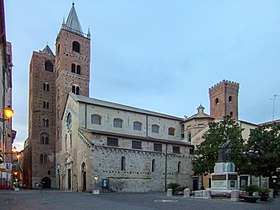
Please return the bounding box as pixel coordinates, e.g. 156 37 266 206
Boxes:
5 0 280 149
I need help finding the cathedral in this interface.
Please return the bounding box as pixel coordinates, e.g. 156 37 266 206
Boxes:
24 3 244 192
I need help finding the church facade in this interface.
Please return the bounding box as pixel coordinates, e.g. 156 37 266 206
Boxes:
60 93 194 192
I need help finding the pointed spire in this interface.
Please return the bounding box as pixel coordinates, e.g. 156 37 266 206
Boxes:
64 3 83 35
40 45 55 57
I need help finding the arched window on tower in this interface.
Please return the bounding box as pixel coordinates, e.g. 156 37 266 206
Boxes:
72 41 80 53
71 64 76 73
43 118 49 128
45 60 53 72
40 134 49 145
77 65 81 74
229 96 232 102
40 154 48 164
215 98 219 105
72 85 80 95
43 82 49 91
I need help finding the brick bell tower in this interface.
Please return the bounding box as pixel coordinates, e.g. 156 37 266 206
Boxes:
55 3 90 155
209 80 239 120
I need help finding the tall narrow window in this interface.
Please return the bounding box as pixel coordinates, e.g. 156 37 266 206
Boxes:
91 114 101 125
188 132 192 142
113 118 123 128
40 154 48 164
178 161 181 173
121 156 126 171
72 41 80 53
229 96 232 102
43 83 49 91
43 101 49 109
71 63 76 73
152 124 159 133
215 98 219 105
168 127 175 136
43 118 49 127
152 159 155 172
77 65 81 74
133 121 142 131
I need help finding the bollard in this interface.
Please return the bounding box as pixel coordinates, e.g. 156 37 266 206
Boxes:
183 188 190 197
167 188 173 196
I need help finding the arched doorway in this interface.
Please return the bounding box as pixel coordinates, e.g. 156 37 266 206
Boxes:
82 162 86 192
42 177 51 188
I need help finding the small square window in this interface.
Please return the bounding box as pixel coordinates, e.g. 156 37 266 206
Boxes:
154 143 162 152
173 146 180 154
132 141 142 149
107 137 118 146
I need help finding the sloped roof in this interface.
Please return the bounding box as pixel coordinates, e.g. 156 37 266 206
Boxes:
69 93 184 121
64 3 83 34
40 45 54 57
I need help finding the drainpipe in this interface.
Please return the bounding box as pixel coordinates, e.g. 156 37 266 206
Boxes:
165 143 168 191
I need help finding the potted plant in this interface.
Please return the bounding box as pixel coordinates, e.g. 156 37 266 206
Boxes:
258 188 270 201
244 185 259 196
242 185 260 203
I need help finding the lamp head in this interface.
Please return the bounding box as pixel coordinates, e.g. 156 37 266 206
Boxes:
4 105 14 120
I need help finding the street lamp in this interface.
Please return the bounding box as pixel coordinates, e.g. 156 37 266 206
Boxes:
3 105 14 121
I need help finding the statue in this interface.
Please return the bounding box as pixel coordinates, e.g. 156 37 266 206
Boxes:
218 139 231 162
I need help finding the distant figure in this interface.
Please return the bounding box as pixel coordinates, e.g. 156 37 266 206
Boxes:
40 181 45 193
218 139 231 162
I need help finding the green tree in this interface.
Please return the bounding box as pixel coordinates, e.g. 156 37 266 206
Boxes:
243 123 280 178
192 116 244 175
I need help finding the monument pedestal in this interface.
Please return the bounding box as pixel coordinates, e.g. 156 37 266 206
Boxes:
211 162 238 190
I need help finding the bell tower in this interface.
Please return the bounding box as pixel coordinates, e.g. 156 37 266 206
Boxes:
209 80 239 120
55 3 91 153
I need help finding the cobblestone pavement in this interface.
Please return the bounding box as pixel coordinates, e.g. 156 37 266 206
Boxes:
0 190 279 210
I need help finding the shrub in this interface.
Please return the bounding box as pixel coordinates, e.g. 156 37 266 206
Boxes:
167 183 181 191
243 185 259 196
